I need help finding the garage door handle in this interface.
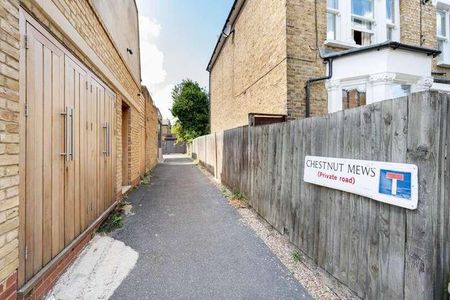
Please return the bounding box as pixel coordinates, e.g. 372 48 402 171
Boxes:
106 123 111 156
70 108 75 161
61 107 69 161
103 123 107 155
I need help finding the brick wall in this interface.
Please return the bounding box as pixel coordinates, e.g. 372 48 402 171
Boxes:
143 87 158 173
399 1 450 76
286 0 328 119
209 0 288 133
0 1 20 300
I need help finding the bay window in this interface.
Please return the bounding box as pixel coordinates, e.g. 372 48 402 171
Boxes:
325 0 400 47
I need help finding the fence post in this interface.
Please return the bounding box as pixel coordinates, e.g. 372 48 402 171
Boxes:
214 132 218 179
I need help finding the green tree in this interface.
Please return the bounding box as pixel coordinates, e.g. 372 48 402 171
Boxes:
170 79 209 142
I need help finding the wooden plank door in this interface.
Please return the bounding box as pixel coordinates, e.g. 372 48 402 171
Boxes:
105 89 116 207
85 77 98 225
21 18 117 287
64 57 87 246
23 23 65 282
91 79 104 218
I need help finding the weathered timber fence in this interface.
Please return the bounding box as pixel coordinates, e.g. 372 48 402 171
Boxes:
191 91 450 299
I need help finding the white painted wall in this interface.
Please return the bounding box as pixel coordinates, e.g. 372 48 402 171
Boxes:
326 48 434 113
92 0 141 84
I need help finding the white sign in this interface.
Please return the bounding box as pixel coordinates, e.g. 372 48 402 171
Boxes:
303 156 418 210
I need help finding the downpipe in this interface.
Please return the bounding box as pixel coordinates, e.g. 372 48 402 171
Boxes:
305 58 333 118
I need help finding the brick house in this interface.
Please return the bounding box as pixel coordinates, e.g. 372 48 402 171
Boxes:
208 0 449 132
0 0 159 298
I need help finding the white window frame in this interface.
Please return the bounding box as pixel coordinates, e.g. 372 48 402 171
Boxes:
325 0 400 48
327 2 340 41
435 2 450 65
351 13 375 46
386 0 396 40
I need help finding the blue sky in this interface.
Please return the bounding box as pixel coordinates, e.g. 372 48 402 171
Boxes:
136 0 234 119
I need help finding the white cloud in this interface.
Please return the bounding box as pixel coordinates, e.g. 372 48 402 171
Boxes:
139 16 166 85
152 84 175 120
138 8 173 119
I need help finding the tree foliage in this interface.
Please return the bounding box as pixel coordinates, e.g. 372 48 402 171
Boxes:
170 79 209 142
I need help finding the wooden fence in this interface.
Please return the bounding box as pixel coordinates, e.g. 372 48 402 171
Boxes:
191 91 450 299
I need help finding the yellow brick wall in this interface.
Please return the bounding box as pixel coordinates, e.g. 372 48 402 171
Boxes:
146 106 158 171
209 0 288 133
143 88 158 172
0 0 20 284
286 0 328 119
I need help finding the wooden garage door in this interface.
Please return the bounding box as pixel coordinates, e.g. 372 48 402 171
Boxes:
21 21 116 285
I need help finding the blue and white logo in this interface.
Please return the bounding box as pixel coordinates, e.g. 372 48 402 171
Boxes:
379 169 412 199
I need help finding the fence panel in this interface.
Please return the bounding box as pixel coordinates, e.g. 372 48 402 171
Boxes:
191 92 450 299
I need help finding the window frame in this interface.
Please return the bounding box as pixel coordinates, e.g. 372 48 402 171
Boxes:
436 7 450 65
325 0 400 48
327 1 340 41
386 0 396 40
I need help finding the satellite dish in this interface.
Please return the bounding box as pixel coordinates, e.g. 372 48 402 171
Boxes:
223 24 233 37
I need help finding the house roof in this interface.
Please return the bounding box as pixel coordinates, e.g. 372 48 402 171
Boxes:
321 41 441 60
206 0 246 72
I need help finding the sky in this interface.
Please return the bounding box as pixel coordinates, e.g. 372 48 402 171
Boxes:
136 0 234 120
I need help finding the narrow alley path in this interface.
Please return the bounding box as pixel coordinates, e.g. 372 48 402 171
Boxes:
111 155 311 300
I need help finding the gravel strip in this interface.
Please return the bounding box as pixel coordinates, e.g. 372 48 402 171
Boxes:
197 163 360 300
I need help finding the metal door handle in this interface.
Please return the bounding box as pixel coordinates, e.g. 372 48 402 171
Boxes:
103 123 108 155
107 123 111 157
61 107 69 161
70 107 75 161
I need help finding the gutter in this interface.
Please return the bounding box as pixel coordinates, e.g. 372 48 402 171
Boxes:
433 77 450 84
322 41 441 60
206 0 245 72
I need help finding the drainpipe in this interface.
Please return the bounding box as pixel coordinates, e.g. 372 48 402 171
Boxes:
305 58 333 118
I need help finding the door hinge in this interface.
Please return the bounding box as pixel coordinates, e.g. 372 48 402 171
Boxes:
86 81 89 90
25 246 28 260
24 35 29 50
25 104 29 117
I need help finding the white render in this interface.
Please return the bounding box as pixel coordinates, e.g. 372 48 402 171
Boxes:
326 47 434 113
